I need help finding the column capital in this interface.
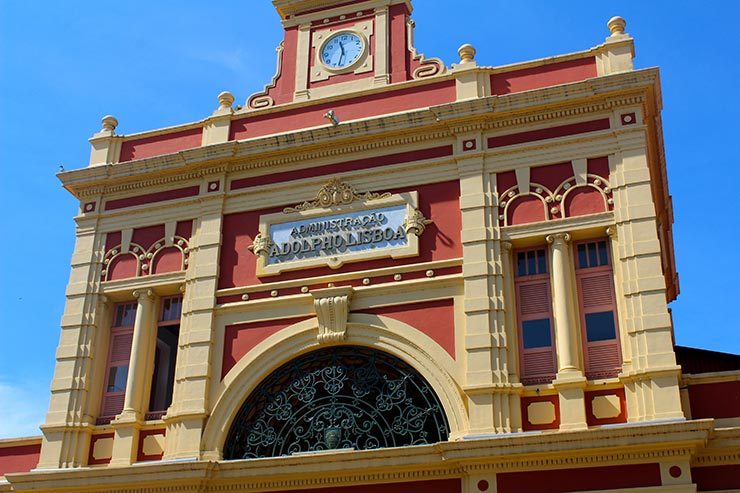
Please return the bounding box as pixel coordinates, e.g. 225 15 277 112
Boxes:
546 232 571 245
606 225 618 239
501 241 513 253
132 289 154 302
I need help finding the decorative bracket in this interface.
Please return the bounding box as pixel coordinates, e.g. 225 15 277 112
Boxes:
311 286 353 345
248 233 274 258
403 209 433 236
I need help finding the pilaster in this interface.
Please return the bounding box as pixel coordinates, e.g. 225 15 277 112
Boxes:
610 131 684 422
460 146 518 434
163 198 225 460
37 216 105 469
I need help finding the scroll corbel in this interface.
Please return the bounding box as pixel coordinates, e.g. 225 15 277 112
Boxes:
403 209 433 236
311 286 353 344
248 233 274 258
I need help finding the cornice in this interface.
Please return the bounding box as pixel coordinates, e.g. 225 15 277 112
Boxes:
59 69 659 200
5 421 713 493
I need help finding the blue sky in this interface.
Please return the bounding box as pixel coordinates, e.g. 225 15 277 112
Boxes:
1 1 738 439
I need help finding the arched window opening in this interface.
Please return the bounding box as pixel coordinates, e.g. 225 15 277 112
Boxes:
223 346 449 460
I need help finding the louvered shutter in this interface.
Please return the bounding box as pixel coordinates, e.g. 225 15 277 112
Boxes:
576 253 621 380
516 278 556 384
100 330 133 419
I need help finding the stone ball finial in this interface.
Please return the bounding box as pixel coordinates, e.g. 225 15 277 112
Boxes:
218 91 235 109
458 44 476 64
607 16 627 36
101 115 118 132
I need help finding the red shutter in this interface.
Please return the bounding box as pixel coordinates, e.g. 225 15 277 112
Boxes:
516 277 556 384
575 242 622 380
99 328 133 421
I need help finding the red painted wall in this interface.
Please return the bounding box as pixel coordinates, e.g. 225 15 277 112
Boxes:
692 464 740 491
276 479 460 493
223 316 311 378
357 299 456 358
104 186 200 211
688 381 740 419
230 146 452 191
219 181 462 289
0 443 40 476
488 119 610 149
119 127 203 163
508 195 546 225
497 463 661 493
564 188 606 217
230 80 455 141
491 57 597 95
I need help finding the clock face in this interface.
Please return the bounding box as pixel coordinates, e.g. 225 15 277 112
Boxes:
320 32 364 70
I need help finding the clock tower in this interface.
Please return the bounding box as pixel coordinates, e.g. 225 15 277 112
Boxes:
248 0 444 108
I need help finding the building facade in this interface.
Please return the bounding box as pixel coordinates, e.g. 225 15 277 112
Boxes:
1 1 739 492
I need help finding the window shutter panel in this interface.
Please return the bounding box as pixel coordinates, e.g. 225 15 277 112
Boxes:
575 252 622 380
516 278 556 383
101 393 125 418
110 333 133 363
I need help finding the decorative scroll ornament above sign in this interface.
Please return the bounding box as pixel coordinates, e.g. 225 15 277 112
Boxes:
250 179 432 276
283 178 391 213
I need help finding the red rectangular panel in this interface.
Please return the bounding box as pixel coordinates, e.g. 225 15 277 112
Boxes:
688 380 740 419
488 119 610 148
276 479 461 493
692 464 740 491
104 186 200 211
0 443 41 476
491 57 597 95
497 463 661 493
119 127 203 162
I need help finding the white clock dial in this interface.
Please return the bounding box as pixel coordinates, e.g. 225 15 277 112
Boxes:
320 32 364 70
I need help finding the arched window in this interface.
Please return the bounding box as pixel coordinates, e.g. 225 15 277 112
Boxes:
223 346 449 460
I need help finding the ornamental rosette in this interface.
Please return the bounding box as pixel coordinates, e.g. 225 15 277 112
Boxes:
403 209 433 237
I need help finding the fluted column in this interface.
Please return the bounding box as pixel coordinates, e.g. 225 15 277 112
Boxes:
547 232 587 431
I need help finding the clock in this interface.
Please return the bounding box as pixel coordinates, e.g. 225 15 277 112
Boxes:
320 31 365 70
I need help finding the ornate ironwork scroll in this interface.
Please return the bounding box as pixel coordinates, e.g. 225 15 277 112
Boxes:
223 346 449 460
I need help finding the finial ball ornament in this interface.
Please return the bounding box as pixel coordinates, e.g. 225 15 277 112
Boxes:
101 115 118 132
607 16 627 35
458 44 476 63
218 91 235 108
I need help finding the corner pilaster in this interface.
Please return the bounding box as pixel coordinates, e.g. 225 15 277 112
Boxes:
37 217 105 469
609 132 684 422
163 198 225 460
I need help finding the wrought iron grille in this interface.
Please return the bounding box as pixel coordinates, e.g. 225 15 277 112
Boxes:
223 346 449 459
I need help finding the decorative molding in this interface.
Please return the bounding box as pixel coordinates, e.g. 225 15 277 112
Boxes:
62 72 657 200
102 236 190 281
247 42 284 110
247 233 274 258
546 232 571 245
283 178 391 213
311 287 353 344
403 208 433 236
407 19 446 80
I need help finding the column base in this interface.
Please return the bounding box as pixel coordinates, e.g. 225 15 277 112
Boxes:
109 414 143 467
553 372 588 431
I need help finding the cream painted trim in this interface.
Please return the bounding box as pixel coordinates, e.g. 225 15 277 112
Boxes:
502 212 614 241
681 370 740 385
204 314 469 456
0 436 42 448
100 271 185 299
216 257 461 298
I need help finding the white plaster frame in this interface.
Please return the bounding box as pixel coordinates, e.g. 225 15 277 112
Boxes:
256 191 420 276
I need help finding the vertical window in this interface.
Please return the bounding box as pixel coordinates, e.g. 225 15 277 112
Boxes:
99 303 136 424
575 239 621 380
515 248 557 384
147 296 182 419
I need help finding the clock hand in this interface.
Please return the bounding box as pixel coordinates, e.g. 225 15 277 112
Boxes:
339 41 345 66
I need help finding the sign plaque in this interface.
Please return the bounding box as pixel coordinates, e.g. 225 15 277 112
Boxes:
250 179 431 276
